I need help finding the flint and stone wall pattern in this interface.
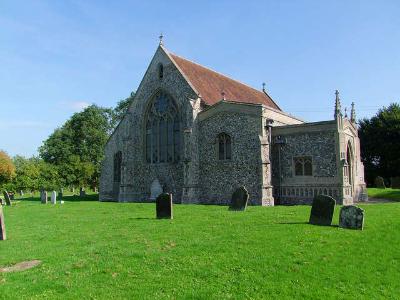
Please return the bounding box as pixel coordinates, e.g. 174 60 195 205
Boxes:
198 112 263 205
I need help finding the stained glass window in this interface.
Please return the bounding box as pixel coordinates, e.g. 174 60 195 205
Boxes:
146 92 180 163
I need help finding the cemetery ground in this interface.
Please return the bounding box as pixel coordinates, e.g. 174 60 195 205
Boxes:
0 195 399 299
368 188 400 201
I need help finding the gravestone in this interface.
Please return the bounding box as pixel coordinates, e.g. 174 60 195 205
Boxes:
156 193 173 219
0 206 5 240
19 190 24 196
51 191 57 204
391 177 400 189
58 191 64 204
79 188 86 197
9 192 14 200
0 197 4 205
374 176 386 189
339 205 364 230
150 179 163 200
41 191 48 204
3 191 11 206
309 195 336 226
229 186 249 211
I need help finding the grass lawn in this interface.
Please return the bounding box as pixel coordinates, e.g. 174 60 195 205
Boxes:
1 196 399 299
368 188 400 201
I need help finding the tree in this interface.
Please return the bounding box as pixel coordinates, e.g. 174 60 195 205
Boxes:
39 105 114 189
0 150 16 187
112 92 135 126
13 156 40 191
359 103 400 186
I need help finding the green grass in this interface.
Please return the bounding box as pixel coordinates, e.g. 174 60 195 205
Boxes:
1 197 399 299
368 188 400 201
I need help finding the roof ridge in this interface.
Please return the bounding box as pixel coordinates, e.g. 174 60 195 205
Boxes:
169 52 267 97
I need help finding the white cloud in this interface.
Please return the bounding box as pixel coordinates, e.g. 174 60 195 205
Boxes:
59 101 91 112
0 120 49 129
70 101 91 111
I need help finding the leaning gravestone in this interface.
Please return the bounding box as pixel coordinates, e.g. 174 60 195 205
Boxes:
156 193 173 219
79 188 86 197
391 177 400 189
229 186 249 211
0 206 5 240
51 191 57 204
339 205 364 230
150 179 163 200
374 176 386 189
309 195 336 226
3 191 11 206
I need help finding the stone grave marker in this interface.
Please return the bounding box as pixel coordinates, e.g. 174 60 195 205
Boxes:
58 191 64 204
229 186 249 211
339 205 364 230
0 197 4 205
374 176 386 189
79 187 86 197
19 190 24 196
9 192 14 200
309 195 336 226
150 179 163 200
3 191 11 206
41 191 48 204
51 191 57 204
391 177 400 189
0 206 5 240
156 193 173 219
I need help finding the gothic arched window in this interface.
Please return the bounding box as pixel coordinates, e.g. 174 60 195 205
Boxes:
146 92 180 163
218 133 232 160
294 156 313 176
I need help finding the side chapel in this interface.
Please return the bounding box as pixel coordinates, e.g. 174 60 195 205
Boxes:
99 42 367 206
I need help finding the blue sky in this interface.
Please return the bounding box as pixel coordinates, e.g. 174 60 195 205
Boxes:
1 0 399 157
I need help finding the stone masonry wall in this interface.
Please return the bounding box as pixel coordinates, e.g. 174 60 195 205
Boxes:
198 112 263 205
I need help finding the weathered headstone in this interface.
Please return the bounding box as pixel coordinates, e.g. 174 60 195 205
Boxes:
150 179 163 200
0 197 4 205
309 195 336 226
339 205 364 230
19 190 24 196
156 193 173 219
79 187 86 197
9 192 14 200
3 191 11 206
229 186 249 211
58 191 64 204
0 206 6 240
391 177 400 189
41 191 48 204
51 191 57 204
374 176 386 189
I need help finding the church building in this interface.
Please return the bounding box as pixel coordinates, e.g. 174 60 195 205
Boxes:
99 42 367 206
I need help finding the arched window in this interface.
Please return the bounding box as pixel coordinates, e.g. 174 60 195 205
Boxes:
113 151 122 182
293 156 313 176
218 133 232 160
146 91 180 163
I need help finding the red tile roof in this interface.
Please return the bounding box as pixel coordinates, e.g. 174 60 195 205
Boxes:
169 53 281 110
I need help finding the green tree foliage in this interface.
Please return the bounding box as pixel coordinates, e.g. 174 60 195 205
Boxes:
112 92 135 126
0 150 16 186
13 156 40 191
359 103 400 185
39 105 114 188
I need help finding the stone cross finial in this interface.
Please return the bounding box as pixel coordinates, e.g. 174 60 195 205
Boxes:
334 90 342 119
262 82 266 92
159 33 164 45
350 102 356 123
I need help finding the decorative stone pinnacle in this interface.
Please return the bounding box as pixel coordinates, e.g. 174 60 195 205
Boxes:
334 89 342 119
344 107 348 118
262 82 266 92
221 90 226 100
350 102 356 123
159 33 164 45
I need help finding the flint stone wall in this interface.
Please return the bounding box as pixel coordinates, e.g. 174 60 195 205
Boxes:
199 112 263 205
100 47 197 203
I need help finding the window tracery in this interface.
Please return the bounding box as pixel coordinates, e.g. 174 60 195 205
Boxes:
218 133 232 160
293 156 313 176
